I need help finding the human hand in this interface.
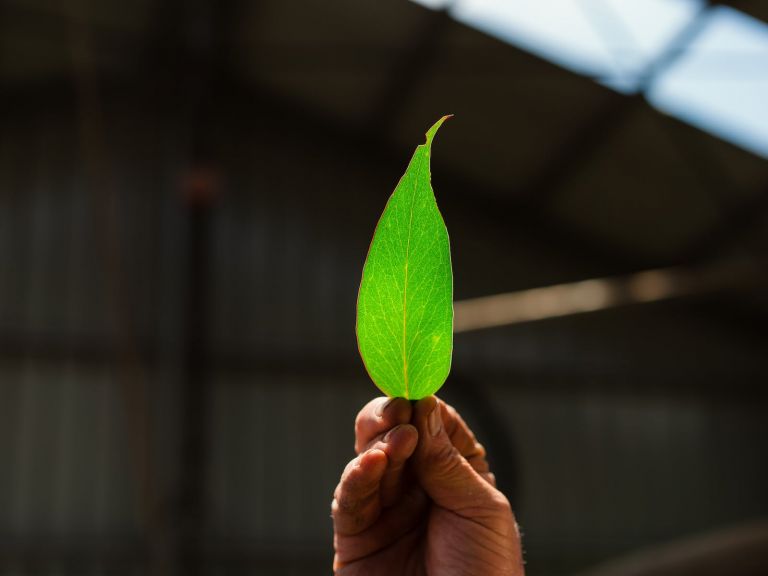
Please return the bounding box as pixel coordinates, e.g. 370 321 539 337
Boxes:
332 396 524 575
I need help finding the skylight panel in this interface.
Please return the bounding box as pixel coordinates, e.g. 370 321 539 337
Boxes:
450 0 622 82
447 0 703 92
410 0 768 157
647 6 768 158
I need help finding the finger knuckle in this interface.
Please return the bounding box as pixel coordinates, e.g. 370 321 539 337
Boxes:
354 411 366 435
489 488 512 514
423 443 461 471
336 492 359 516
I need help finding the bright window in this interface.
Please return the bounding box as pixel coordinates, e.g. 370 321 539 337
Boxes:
411 0 768 158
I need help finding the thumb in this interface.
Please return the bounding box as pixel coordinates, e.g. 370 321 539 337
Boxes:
412 396 500 513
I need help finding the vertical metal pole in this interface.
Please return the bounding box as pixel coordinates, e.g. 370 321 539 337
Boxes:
178 169 217 576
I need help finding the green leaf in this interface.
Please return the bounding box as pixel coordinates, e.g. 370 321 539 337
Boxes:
356 116 453 400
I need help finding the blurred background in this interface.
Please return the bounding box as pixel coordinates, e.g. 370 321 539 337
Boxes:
1 0 767 574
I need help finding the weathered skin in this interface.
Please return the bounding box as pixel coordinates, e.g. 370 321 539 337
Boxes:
332 396 525 576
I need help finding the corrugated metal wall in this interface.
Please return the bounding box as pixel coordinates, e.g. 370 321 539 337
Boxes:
1 102 767 576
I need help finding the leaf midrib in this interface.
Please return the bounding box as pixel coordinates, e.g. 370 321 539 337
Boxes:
402 166 419 400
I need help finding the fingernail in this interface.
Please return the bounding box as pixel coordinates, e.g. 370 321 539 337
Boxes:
376 398 394 417
428 402 442 437
383 424 400 443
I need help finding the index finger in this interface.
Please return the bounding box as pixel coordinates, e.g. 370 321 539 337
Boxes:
354 397 413 454
332 449 388 537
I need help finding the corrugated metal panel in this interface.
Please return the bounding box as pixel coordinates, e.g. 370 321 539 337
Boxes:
0 103 766 576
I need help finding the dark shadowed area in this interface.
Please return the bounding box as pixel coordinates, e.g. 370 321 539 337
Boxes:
1 0 767 575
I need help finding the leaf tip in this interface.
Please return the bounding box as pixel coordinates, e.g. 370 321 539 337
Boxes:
425 115 453 147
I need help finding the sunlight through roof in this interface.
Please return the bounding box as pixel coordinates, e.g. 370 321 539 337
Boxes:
414 0 704 92
410 0 768 158
647 6 768 158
